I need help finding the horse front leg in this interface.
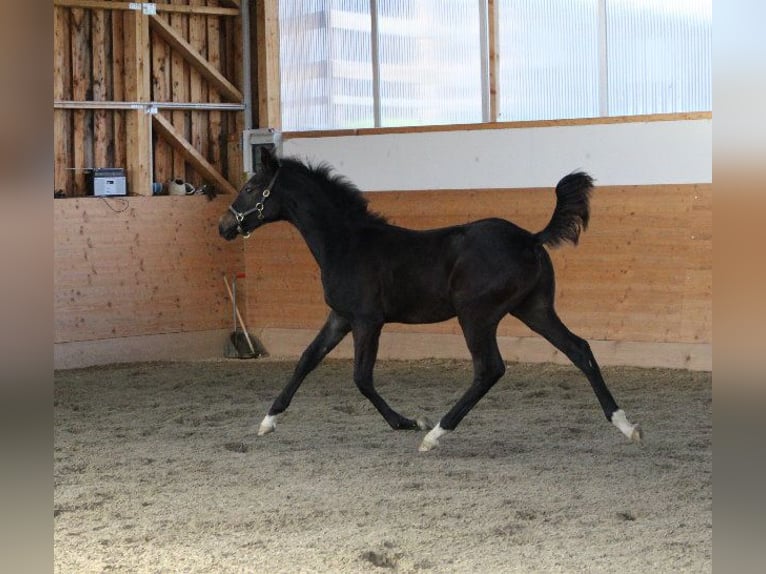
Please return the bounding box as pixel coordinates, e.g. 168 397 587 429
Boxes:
420 320 506 451
257 311 351 436
352 321 429 431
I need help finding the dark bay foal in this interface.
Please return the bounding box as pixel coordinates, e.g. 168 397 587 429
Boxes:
219 148 641 451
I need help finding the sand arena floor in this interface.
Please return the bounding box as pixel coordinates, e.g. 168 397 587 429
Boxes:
54 359 711 573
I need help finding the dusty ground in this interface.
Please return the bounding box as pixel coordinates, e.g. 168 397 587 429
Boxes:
54 359 711 573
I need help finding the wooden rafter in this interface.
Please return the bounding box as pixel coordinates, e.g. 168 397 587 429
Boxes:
152 114 238 196
149 14 243 104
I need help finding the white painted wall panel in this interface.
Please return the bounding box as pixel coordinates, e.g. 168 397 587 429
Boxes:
283 119 711 190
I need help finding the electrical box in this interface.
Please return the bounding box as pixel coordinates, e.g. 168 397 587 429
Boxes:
242 129 281 175
89 168 127 197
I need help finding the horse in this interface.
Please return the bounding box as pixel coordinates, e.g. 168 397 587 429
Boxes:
218 147 642 451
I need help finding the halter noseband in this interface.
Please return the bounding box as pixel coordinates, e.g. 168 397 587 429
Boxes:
228 169 279 238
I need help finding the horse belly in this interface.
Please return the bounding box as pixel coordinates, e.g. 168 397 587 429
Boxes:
381 273 456 324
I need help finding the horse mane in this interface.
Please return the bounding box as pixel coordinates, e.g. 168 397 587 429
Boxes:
281 157 388 226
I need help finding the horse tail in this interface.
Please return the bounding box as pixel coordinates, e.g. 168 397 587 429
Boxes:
534 171 594 248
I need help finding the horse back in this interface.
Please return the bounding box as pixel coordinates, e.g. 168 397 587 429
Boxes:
344 219 543 324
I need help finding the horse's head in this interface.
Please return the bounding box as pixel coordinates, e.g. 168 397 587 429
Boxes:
219 147 282 240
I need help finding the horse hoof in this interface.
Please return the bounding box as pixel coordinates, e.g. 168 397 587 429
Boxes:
416 417 433 431
611 409 642 443
418 424 448 452
257 414 277 436
419 437 438 452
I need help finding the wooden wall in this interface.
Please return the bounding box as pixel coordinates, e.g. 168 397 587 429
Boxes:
54 196 242 343
243 183 711 358
54 0 244 197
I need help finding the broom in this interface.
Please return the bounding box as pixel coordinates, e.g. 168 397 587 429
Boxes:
223 274 267 359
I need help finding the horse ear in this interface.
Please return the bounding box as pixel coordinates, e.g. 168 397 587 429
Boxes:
259 146 279 173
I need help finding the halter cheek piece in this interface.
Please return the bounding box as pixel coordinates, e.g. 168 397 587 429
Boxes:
228 169 279 239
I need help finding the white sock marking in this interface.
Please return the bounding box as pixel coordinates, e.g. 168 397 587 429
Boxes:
611 409 640 441
258 414 279 436
419 423 449 452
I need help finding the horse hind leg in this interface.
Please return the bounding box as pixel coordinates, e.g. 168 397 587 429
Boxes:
511 302 642 443
258 311 350 436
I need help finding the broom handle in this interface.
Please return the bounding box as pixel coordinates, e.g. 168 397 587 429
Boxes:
223 275 257 356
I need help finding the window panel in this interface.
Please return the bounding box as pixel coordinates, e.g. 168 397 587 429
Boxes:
279 0 374 130
497 0 600 121
376 0 483 126
279 0 712 130
606 0 712 115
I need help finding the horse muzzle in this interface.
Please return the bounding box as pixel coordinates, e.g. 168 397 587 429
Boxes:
218 212 241 241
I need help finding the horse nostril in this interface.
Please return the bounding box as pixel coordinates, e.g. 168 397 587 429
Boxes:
218 214 235 239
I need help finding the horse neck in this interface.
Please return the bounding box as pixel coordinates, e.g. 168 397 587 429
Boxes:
283 181 352 269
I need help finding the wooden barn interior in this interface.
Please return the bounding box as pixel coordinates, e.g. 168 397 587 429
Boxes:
53 0 712 371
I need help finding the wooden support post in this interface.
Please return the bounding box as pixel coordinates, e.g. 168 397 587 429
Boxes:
71 8 92 195
207 13 223 175
188 1 208 186
488 0 499 122
169 5 188 182
256 0 281 129
123 7 152 195
54 6 72 193
151 10 173 185
112 11 127 172
92 9 114 168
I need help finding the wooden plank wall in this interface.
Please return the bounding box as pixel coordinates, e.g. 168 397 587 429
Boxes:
54 196 243 343
243 184 712 346
53 0 244 197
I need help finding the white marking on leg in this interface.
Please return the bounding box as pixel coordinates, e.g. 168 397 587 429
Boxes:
257 414 279 436
419 423 450 452
611 409 642 443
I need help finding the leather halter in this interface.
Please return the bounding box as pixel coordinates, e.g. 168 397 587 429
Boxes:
227 169 279 238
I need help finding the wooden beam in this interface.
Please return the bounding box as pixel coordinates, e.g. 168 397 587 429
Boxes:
149 14 243 103
112 11 127 176
55 0 133 10
189 0 209 184
92 9 113 168
169 6 189 183
53 0 240 16
123 6 153 195
152 113 238 195
152 12 172 186
255 0 281 128
54 6 71 193
488 0 499 122
159 4 239 17
71 7 92 195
